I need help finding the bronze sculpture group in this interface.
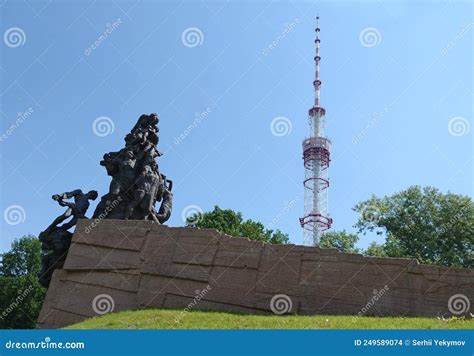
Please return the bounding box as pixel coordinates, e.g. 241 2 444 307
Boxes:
38 113 173 287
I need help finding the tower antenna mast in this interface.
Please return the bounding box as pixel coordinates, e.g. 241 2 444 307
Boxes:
299 16 333 246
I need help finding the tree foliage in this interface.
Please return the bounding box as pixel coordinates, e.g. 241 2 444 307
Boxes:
354 186 473 268
320 230 360 253
186 206 289 244
364 241 387 257
1 235 42 276
0 235 46 329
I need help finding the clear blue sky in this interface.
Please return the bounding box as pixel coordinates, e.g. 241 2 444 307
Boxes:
1 0 472 253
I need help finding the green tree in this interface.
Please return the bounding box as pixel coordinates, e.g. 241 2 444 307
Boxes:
187 206 289 244
364 241 387 257
354 186 474 268
319 230 360 253
0 235 46 329
1 235 41 276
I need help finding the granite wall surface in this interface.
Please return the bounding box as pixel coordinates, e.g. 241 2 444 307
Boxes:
37 219 473 328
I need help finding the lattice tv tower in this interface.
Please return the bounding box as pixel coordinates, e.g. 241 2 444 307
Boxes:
299 16 333 246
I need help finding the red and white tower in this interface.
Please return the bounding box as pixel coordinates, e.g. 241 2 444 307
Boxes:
299 16 333 246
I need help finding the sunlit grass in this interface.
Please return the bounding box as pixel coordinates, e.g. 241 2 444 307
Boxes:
66 309 473 330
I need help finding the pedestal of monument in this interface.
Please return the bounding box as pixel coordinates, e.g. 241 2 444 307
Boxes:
37 219 473 328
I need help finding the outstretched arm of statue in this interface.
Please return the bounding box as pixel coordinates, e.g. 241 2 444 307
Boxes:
61 189 83 199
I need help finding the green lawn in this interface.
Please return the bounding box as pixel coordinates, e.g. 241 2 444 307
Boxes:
66 309 473 329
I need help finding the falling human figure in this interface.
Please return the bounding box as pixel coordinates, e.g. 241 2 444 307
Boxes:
38 188 97 288
51 189 98 229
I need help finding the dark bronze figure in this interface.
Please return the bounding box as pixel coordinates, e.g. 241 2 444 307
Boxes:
38 222 72 288
38 113 173 288
38 190 96 287
93 113 173 223
51 190 98 229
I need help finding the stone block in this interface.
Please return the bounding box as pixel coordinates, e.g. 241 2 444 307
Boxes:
63 243 141 270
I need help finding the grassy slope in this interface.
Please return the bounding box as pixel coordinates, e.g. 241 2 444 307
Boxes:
66 309 474 329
